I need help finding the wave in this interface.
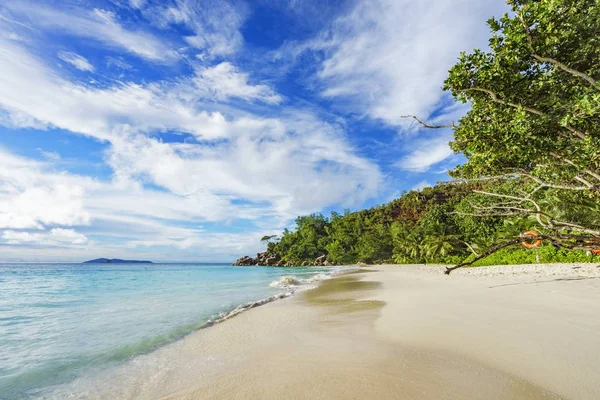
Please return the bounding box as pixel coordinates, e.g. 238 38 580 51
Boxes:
213 267 358 327
269 273 331 289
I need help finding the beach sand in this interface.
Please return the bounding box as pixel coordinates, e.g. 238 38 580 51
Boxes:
75 263 600 399
371 263 600 400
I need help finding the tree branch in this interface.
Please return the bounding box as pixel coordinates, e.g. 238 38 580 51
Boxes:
520 13 599 88
445 238 522 274
399 115 455 129
520 172 589 191
470 189 600 236
549 152 600 182
464 87 587 140
465 87 545 116
463 242 480 256
446 233 600 274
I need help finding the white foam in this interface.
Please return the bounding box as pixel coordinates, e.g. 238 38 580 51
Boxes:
269 273 333 289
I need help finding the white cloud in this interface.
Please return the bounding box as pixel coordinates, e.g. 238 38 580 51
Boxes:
2 1 176 62
129 0 148 9
396 134 454 172
106 56 133 70
105 113 380 218
0 37 230 140
2 228 88 245
5 31 24 42
0 1 392 261
0 147 269 258
36 148 61 161
313 0 507 126
57 51 95 72
153 0 246 58
0 38 381 220
0 149 90 229
193 62 282 104
0 38 288 141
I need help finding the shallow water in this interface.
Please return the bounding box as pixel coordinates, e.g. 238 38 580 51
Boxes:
0 263 347 399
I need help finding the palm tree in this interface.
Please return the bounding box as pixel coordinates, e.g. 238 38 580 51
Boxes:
420 223 464 261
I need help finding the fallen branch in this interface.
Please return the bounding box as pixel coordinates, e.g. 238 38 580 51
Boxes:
446 233 600 275
445 238 522 275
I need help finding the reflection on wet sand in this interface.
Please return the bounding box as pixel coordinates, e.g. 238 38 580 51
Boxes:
301 275 386 314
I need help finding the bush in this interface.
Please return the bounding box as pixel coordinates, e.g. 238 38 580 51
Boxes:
461 245 600 267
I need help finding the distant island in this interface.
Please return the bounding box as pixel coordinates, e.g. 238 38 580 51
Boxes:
83 258 153 264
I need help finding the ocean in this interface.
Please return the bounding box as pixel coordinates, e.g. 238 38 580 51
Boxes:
0 263 349 399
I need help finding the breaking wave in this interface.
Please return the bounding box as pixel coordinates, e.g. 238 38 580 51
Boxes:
269 271 343 289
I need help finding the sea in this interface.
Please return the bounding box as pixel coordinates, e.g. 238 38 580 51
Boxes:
0 263 350 399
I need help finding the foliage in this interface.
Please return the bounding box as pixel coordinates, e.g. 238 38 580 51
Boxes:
439 0 600 273
252 0 600 269
260 182 599 266
446 0 600 183
467 247 600 267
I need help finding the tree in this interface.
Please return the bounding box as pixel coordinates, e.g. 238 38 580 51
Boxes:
260 235 278 243
440 0 600 273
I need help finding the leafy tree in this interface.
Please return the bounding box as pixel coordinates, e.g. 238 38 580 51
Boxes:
440 0 600 273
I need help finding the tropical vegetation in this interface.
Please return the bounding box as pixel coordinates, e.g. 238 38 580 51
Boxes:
244 0 600 271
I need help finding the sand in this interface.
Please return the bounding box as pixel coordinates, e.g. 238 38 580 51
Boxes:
64 263 600 400
371 263 600 400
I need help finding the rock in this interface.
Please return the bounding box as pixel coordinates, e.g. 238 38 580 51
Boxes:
265 256 279 266
232 255 255 266
314 254 327 266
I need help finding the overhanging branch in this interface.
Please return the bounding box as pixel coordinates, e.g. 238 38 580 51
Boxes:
446 233 600 274
464 87 587 140
400 115 455 129
520 13 599 88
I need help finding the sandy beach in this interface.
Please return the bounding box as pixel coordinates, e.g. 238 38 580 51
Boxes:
65 263 600 400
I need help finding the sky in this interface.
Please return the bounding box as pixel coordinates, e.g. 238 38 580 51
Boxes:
0 0 509 262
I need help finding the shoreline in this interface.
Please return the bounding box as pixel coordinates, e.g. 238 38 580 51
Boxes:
53 263 600 399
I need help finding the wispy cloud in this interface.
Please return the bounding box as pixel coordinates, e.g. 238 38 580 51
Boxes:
312 0 507 126
2 228 88 245
0 29 381 260
2 1 177 62
106 56 133 70
57 51 95 72
396 134 455 172
193 62 282 104
0 0 507 261
140 0 247 58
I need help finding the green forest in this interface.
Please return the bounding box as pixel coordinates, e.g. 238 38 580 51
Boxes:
238 0 600 272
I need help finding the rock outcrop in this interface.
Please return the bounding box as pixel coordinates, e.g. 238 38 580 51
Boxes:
232 251 281 266
232 252 335 267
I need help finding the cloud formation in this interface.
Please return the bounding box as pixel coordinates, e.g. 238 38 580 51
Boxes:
2 1 177 62
315 0 505 125
0 0 507 260
58 52 95 72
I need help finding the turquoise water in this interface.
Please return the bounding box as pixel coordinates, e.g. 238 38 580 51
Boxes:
0 263 345 399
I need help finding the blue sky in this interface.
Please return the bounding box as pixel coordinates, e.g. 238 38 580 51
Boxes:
0 0 508 262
